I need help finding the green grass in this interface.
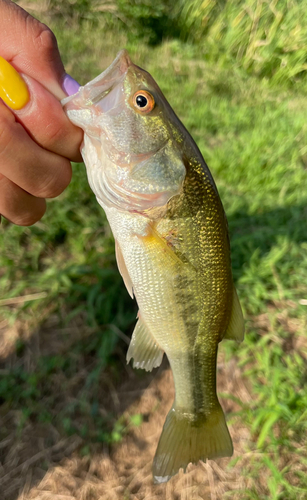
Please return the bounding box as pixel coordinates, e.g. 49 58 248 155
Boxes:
176 0 307 85
2 1 307 498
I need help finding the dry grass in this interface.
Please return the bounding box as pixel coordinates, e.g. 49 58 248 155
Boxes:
2 301 307 499
16 368 248 500
0 310 252 500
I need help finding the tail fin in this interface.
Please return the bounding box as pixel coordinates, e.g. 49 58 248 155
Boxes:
153 405 233 483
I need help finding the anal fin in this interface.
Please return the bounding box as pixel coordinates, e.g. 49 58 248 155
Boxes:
223 287 244 342
115 240 133 298
127 315 164 372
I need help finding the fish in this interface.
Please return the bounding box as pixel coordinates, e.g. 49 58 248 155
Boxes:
62 50 244 483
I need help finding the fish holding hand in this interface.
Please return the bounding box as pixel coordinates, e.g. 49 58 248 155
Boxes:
62 50 244 483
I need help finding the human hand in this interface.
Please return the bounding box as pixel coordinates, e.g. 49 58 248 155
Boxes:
0 0 83 226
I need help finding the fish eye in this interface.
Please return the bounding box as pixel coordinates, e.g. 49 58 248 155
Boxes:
132 90 155 113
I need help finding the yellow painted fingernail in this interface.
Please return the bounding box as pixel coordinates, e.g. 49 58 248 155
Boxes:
0 56 30 110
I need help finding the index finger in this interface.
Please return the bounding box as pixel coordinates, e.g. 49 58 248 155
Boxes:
0 0 68 99
15 74 83 162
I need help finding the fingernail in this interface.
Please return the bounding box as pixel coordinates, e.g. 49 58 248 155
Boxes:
62 74 80 96
0 56 30 110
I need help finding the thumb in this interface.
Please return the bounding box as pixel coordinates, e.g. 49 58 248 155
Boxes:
0 0 70 99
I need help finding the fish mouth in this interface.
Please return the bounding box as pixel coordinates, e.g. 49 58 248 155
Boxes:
61 49 132 121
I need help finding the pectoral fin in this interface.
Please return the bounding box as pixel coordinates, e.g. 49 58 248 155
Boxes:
115 240 133 298
223 287 245 343
127 315 164 371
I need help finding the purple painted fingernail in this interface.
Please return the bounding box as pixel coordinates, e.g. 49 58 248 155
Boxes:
62 74 80 96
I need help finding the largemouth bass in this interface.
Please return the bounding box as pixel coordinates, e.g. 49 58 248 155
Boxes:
62 50 244 483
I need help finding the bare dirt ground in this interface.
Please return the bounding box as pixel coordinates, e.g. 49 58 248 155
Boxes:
0 312 254 500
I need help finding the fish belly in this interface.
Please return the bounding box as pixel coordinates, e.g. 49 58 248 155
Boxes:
104 206 196 350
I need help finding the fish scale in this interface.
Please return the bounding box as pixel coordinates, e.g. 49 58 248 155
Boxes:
62 49 244 483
